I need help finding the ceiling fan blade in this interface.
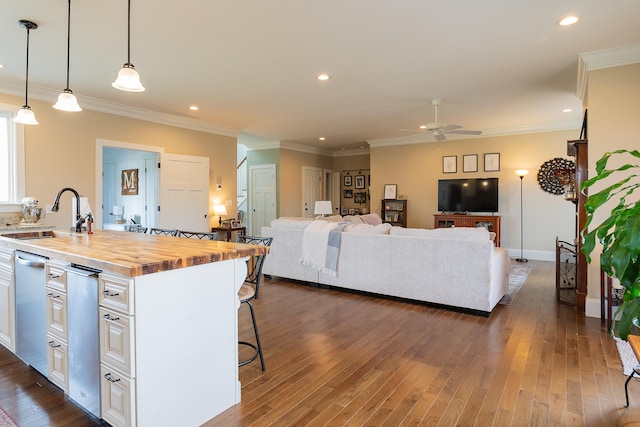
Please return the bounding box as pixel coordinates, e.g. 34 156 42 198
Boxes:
448 130 482 135
434 132 447 141
441 124 462 132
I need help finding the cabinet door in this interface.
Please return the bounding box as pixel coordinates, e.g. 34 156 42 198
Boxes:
100 308 135 377
0 269 14 351
101 364 135 427
46 289 67 341
47 335 69 391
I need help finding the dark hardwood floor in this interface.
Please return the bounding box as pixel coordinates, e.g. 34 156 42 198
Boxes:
2 260 640 426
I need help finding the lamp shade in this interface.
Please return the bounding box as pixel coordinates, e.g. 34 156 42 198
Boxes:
213 204 227 216
53 89 82 112
14 106 38 125
314 201 333 215
112 64 145 92
515 169 529 177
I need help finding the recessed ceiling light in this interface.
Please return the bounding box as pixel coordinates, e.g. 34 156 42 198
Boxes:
558 16 579 26
419 125 427 129
317 74 330 81
319 137 326 141
189 105 199 111
562 108 572 113
0 64 4 69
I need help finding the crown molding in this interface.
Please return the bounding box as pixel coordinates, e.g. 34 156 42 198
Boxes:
0 78 239 138
576 43 640 101
368 119 582 148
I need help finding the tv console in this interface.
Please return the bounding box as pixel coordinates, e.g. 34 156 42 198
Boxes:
434 213 501 247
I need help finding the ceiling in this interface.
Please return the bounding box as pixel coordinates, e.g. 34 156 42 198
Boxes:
1 1 639 152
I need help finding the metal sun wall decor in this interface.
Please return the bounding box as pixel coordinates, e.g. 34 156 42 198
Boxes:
536 158 575 195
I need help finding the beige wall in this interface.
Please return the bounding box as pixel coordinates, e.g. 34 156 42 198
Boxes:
279 148 333 217
371 130 579 258
585 63 640 305
0 93 237 230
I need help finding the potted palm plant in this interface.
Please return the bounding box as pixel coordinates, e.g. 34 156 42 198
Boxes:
581 149 640 339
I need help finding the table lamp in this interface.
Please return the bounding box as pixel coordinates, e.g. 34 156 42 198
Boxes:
314 201 333 218
213 204 227 226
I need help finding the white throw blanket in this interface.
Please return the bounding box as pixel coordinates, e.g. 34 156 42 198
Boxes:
299 220 346 276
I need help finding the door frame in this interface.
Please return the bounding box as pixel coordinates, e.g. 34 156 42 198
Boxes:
95 139 164 228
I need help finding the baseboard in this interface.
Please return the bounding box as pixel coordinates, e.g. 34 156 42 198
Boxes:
506 248 555 262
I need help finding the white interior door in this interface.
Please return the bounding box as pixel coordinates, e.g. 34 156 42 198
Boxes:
160 153 210 231
249 164 276 235
302 166 323 218
102 162 116 226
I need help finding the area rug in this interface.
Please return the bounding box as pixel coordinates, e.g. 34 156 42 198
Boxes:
0 407 18 427
499 262 533 305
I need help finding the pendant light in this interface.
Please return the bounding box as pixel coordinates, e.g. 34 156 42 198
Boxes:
112 0 145 92
53 0 82 112
14 20 39 125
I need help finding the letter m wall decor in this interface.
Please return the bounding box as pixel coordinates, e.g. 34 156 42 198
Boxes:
121 169 139 195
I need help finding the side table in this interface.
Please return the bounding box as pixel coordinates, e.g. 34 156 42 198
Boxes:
211 226 246 242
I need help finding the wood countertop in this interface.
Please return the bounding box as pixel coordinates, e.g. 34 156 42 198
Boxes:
0 229 268 277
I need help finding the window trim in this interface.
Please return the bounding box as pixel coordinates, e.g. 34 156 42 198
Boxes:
0 102 26 207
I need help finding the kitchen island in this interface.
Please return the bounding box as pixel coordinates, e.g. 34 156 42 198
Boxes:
0 230 267 427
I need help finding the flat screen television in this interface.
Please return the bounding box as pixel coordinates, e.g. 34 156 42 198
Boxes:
437 178 499 213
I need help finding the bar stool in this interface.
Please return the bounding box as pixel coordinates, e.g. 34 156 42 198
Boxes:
149 227 178 236
177 230 218 240
236 236 272 370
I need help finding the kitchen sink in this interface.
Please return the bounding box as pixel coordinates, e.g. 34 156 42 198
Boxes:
1 230 58 240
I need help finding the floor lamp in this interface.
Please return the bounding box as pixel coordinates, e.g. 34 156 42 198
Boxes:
515 169 529 262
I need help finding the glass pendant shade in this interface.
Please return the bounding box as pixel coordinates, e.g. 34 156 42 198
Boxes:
112 63 145 92
53 89 82 112
14 106 39 125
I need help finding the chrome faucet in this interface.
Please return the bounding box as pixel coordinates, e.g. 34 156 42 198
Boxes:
51 187 84 232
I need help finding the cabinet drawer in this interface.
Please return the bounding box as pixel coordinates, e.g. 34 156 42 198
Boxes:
46 260 68 293
47 334 69 392
101 364 135 427
99 308 135 377
46 289 67 341
99 274 134 315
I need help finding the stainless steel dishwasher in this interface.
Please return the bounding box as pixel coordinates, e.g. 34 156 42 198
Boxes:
66 264 102 419
15 250 48 376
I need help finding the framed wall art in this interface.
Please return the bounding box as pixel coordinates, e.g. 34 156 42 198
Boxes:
121 168 139 195
484 153 500 172
344 175 352 187
463 154 478 173
343 189 353 198
384 184 397 200
443 156 457 174
355 175 365 189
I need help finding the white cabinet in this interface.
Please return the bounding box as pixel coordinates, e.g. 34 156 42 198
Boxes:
0 247 14 351
99 273 135 427
47 336 69 391
45 259 70 392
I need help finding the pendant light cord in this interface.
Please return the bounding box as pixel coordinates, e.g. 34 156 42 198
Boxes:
65 0 71 90
126 0 131 65
24 26 31 106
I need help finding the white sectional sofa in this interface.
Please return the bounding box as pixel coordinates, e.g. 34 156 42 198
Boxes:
262 216 510 315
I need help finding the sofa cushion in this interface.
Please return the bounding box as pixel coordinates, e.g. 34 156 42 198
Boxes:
343 215 365 224
360 213 383 225
345 222 392 234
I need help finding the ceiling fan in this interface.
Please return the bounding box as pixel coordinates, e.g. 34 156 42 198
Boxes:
402 99 482 141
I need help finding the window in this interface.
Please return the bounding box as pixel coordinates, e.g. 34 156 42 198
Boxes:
0 104 25 204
